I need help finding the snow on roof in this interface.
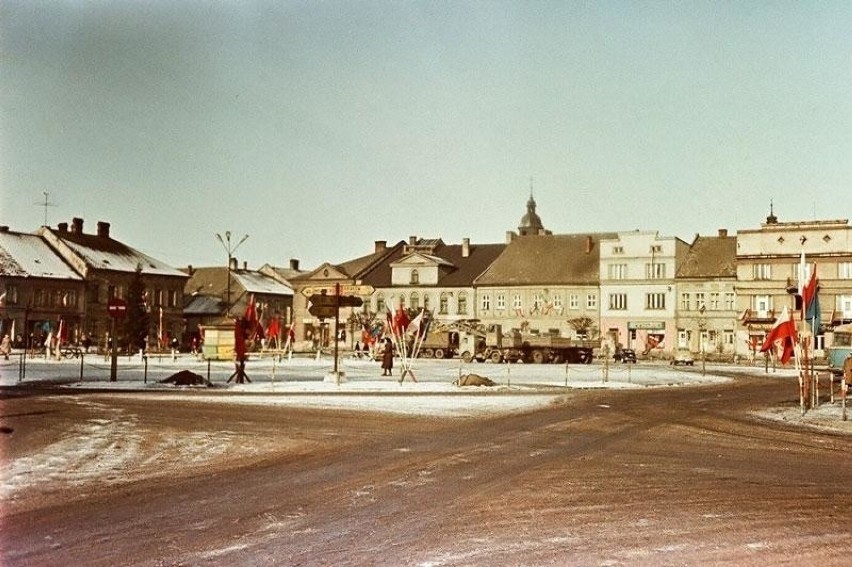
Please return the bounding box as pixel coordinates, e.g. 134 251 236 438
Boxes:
0 231 82 280
48 229 186 277
232 271 293 296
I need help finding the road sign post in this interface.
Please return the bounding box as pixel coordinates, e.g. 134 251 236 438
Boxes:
107 298 127 382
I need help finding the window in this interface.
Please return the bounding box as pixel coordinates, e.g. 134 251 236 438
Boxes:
839 295 852 317
439 293 449 314
423 294 430 312
650 244 662 254
108 285 117 300
754 263 772 280
709 292 720 310
376 294 385 314
839 262 852 279
569 294 579 309
480 294 491 311
586 294 597 309
724 292 735 310
170 290 179 308
646 262 666 279
612 246 624 254
512 294 522 310
3 285 18 305
34 289 45 306
88 284 100 304
646 293 665 310
755 295 772 317
680 293 691 310
609 293 627 310
532 294 543 313
410 269 419 285
608 263 627 279
724 330 734 346
496 294 506 310
457 292 467 315
552 295 563 310
695 292 706 311
410 292 419 310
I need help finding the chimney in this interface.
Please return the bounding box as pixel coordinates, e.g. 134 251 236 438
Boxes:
97 221 110 238
289 258 300 271
71 217 84 234
57 222 68 233
0 226 8 233
229 257 238 270
718 228 728 238
585 235 593 254
409 235 417 245
374 240 387 253
462 238 470 258
243 261 248 271
506 231 516 243
187 264 194 275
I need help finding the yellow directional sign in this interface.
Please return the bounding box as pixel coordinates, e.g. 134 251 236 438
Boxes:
301 284 374 297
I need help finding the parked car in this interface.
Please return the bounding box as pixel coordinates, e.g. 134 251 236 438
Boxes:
671 350 695 366
613 348 637 363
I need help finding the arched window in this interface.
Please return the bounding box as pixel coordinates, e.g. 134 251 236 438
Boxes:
439 293 449 314
410 292 420 310
410 269 419 285
457 292 468 315
376 294 385 314
423 294 431 312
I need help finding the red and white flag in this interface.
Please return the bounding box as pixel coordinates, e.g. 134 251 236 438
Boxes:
759 306 797 364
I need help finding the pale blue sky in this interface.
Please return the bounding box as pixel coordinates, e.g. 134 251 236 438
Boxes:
2 1 851 270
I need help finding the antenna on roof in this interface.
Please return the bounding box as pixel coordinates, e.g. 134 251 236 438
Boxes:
34 192 57 227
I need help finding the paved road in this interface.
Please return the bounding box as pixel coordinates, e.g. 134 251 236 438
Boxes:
2 374 851 566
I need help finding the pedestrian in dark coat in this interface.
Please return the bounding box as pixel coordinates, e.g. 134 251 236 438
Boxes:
381 338 394 376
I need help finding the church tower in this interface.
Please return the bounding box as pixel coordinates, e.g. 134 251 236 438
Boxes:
518 184 549 236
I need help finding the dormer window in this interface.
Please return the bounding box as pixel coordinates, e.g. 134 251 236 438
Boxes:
410 269 419 285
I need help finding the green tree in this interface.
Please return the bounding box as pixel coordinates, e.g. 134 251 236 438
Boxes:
125 264 150 352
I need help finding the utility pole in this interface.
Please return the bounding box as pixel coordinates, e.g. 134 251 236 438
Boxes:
215 231 249 316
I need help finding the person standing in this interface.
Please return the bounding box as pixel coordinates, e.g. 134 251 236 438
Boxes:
0 334 11 360
381 337 394 376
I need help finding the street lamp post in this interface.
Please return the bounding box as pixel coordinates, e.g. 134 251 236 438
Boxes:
215 231 249 317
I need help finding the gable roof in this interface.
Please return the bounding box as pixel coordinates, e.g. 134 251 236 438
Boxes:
359 240 506 287
0 230 82 280
676 235 737 279
290 241 406 284
184 267 293 297
475 233 617 286
40 226 186 277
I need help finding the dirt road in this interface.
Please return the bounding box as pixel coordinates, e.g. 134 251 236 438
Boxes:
2 375 851 566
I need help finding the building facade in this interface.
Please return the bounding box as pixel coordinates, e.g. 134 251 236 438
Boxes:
736 212 852 355
599 231 689 354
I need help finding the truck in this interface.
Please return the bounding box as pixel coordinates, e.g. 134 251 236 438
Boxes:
459 324 596 364
828 323 852 376
416 328 459 359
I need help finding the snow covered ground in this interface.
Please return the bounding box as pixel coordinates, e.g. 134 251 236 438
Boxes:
1 351 849 426
1 352 736 415
2 353 849 512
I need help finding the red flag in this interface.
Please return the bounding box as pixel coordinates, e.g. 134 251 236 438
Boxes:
759 306 797 364
267 316 281 339
802 264 818 312
245 294 257 324
393 306 410 336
